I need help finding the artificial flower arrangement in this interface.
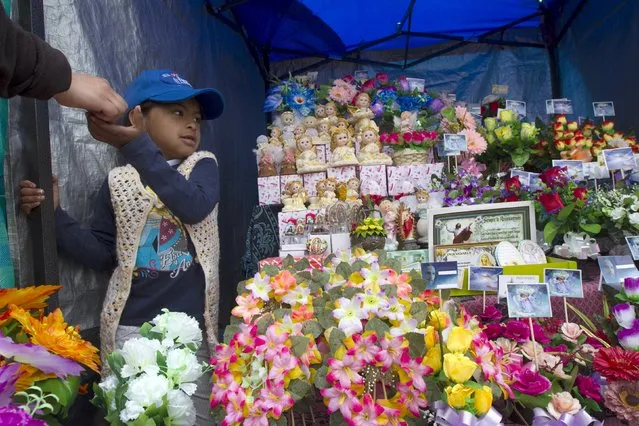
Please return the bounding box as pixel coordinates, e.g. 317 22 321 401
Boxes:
351 215 387 251
0 285 100 425
429 169 500 208
439 105 488 161
92 309 209 426
475 109 540 173
591 184 639 241
263 78 317 117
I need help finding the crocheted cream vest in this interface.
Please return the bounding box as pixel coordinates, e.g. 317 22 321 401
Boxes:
100 151 220 370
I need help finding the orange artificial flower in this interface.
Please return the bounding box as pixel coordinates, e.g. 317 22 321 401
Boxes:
15 364 55 392
292 304 314 322
271 270 297 301
9 306 100 373
0 285 61 313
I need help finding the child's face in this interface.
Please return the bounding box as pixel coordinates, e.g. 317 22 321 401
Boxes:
142 99 202 160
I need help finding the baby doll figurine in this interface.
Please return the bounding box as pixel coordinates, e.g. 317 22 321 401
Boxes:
268 127 283 147
345 177 362 206
302 116 319 138
349 92 375 136
329 127 359 167
315 104 327 119
308 180 326 210
357 123 392 165
320 177 338 208
281 180 307 212
279 111 297 131
325 102 339 125
295 134 326 174
396 110 415 133
317 119 331 145
255 135 278 177
379 199 398 251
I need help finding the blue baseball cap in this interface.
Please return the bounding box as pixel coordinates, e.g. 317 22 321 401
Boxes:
124 70 224 120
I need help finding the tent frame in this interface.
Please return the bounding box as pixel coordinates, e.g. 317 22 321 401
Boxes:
208 0 588 94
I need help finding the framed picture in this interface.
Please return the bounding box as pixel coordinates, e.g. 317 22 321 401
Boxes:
544 268 584 298
427 201 536 260
421 261 460 290
469 266 503 292
506 283 553 318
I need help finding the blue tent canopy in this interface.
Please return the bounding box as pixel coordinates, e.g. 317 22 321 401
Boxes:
211 0 567 64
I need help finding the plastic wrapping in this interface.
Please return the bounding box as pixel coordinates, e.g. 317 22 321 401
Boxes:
6 0 265 329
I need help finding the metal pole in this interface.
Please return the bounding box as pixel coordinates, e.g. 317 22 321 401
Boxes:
15 0 59 304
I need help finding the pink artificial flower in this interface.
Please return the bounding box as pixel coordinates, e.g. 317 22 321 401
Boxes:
403 357 431 393
504 320 531 342
461 128 487 154
326 354 365 388
376 336 408 371
256 324 289 361
575 374 602 403
348 333 380 364
512 366 552 396
398 76 409 91
480 306 503 322
231 294 261 323
362 79 376 91
472 333 497 381
321 386 363 420
403 132 414 142
455 105 476 130
235 323 259 353
260 381 295 418
386 270 412 298
376 73 389 84
350 393 388 425
222 386 247 426
380 133 390 143
243 405 269 426
343 75 354 83
329 80 358 104
484 323 504 340
460 157 487 179
389 133 399 143
532 323 551 344
395 383 429 417
267 347 299 381
212 343 238 374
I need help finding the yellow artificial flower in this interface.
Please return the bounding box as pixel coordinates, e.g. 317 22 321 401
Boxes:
445 384 473 409
423 345 442 373
484 117 497 132
498 109 515 123
15 364 55 391
424 326 437 349
9 306 100 373
0 285 61 312
429 310 450 331
443 353 477 383
446 326 473 353
494 125 513 142
474 385 494 415
348 271 364 285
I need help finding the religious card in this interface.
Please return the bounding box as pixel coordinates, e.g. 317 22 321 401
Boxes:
506 100 526 118
507 283 553 318
443 134 468 152
469 266 503 292
498 274 539 298
552 160 585 180
598 255 639 290
421 261 460 290
544 268 583 298
625 236 639 261
593 101 615 117
552 99 573 115
602 148 636 171
354 70 369 82
545 100 554 114
583 162 609 179
510 169 531 186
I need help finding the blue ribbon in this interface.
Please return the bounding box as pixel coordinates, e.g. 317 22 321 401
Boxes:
433 401 503 426
532 408 603 426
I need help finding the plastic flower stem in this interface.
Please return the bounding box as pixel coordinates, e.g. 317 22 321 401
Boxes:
563 297 569 324
382 378 388 400
482 291 486 312
566 302 597 332
528 317 539 369
302 414 307 426
310 407 315 424
513 404 530 426
602 293 609 319
579 325 611 348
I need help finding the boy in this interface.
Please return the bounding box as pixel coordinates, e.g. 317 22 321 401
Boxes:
20 70 223 425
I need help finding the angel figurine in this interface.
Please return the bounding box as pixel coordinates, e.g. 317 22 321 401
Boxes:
280 145 297 175
315 104 327 119
278 111 297 131
317 119 331 145
268 127 283 147
379 200 398 251
281 180 307 212
329 127 359 167
295 134 326 174
325 102 339 125
348 92 375 136
395 111 416 133
357 123 392 165
302 116 319 137
308 180 326 210
320 177 338 208
396 202 417 248
345 177 362 206
415 189 430 243
254 135 280 177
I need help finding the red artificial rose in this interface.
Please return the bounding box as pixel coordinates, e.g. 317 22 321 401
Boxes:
375 72 389 84
503 194 520 202
504 176 521 192
380 133 389 143
342 75 354 83
403 132 413 142
573 187 589 201
538 192 564 213
362 79 376 91
539 166 567 188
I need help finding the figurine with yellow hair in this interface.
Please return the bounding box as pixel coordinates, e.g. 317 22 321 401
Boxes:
357 122 392 165
329 126 359 167
320 177 338 207
281 180 307 212
295 134 326 174
348 92 375 136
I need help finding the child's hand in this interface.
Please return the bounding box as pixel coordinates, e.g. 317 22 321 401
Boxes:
19 177 59 215
87 106 145 148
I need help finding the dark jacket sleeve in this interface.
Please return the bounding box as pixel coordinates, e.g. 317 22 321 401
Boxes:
0 5 72 99
55 179 117 271
120 134 220 225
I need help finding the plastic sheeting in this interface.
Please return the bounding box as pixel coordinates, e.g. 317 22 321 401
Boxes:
272 40 552 119
557 0 639 130
7 0 265 330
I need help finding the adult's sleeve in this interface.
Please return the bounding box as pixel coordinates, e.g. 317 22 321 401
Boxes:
0 5 72 99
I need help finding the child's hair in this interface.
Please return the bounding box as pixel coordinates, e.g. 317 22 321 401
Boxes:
122 101 157 126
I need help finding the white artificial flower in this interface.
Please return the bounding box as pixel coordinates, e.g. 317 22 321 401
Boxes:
120 400 145 422
166 348 205 392
125 373 170 409
281 284 311 306
629 213 639 227
390 318 422 337
332 297 366 336
246 273 272 301
120 337 163 378
98 375 118 392
167 389 196 426
151 309 203 348
611 207 626 221
356 292 389 316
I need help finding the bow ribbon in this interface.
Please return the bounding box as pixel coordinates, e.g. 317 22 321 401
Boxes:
532 408 602 426
433 401 503 426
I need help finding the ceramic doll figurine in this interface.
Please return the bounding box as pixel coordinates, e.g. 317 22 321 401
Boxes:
336 118 354 137
394 110 416 133
315 104 327 119
281 180 307 212
318 119 331 145
308 180 326 209
325 102 339 125
280 145 297 175
357 123 392 165
302 116 319 138
345 177 362 206
396 202 417 248
415 189 430 244
279 111 297 131
320 177 338 208
349 92 375 136
329 126 359 167
255 135 278 177
295 134 326 174
269 127 283 147
379 199 398 251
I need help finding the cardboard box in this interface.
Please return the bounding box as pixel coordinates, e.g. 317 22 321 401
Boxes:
327 166 357 183
257 176 281 205
387 163 445 195
358 165 388 196
302 171 327 197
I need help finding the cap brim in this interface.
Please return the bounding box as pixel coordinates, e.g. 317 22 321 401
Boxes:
148 87 225 120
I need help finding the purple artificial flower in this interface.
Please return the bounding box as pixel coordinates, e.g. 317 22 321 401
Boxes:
484 323 504 340
532 323 551 344
480 306 503 322
428 98 445 114
0 406 47 426
370 101 384 117
398 77 409 91
618 319 639 351
504 320 531 343
575 374 602 403
613 303 636 329
0 334 83 378
545 344 570 364
0 364 20 406
623 277 639 302
512 367 552 396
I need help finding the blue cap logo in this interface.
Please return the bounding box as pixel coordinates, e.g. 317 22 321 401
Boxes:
160 72 192 87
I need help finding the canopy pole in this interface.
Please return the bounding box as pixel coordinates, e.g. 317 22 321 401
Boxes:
402 0 417 69
556 0 589 45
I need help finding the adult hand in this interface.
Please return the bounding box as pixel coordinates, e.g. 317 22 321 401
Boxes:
53 72 127 122
87 106 145 148
19 177 59 214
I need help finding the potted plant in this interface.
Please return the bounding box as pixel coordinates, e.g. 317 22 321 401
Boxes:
351 215 387 251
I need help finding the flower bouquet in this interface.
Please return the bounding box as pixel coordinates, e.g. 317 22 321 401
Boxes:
263 78 317 117
0 285 100 424
92 309 209 425
592 185 639 241
430 169 500 207
351 215 387 251
439 105 489 165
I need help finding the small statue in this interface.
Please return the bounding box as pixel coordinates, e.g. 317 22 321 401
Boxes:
281 180 307 212
396 202 418 249
295 134 326 174
325 102 338 125
293 125 306 139
280 146 297 175
279 111 297 130
349 92 375 136
315 104 327 119
415 189 430 244
302 116 319 137
329 126 359 167
345 177 362 206
320 177 338 208
395 111 416 133
357 123 392 165
379 200 398 251
317 119 331 145
308 180 326 210
336 118 354 136
269 127 283 147
255 135 280 177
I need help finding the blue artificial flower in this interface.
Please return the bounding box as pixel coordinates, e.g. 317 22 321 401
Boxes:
374 88 398 105
396 95 422 112
263 85 283 112
283 84 316 117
